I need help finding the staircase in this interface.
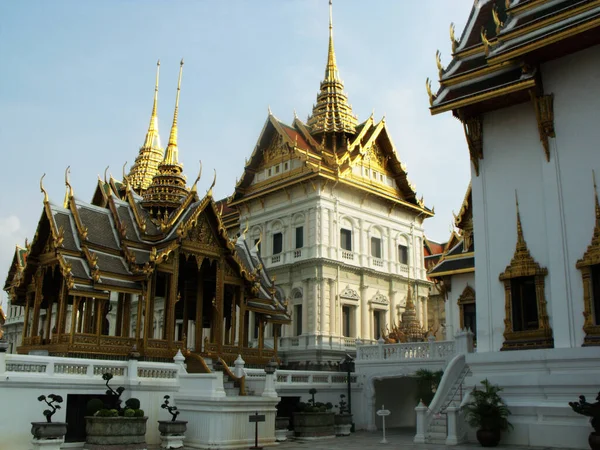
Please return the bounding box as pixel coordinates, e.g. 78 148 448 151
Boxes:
424 364 471 444
223 374 240 396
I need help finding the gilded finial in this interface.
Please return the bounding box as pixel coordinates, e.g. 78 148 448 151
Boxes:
191 160 203 192
293 109 298 119
425 78 435 106
515 191 524 245
450 22 458 53
122 162 128 182
481 27 491 55
243 221 249 237
325 0 337 82
64 166 74 208
593 170 599 223
268 105 272 115
492 5 504 35
40 173 49 203
207 169 217 197
435 50 444 78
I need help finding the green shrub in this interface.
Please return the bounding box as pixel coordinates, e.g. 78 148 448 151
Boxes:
123 409 136 417
134 409 145 417
125 398 140 410
97 409 119 417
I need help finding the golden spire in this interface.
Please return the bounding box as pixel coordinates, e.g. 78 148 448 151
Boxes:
164 59 184 165
142 59 190 217
306 0 358 136
129 60 164 193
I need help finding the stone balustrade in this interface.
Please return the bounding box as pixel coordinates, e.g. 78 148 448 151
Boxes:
356 339 456 362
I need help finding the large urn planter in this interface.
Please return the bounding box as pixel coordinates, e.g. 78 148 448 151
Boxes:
589 432 600 450
84 416 148 449
476 429 501 448
334 414 353 436
158 420 188 449
275 416 290 442
293 412 335 440
568 391 600 450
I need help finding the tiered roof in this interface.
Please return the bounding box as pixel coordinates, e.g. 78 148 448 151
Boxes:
428 0 600 118
230 3 432 218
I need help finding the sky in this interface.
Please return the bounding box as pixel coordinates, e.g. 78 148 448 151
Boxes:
0 0 474 308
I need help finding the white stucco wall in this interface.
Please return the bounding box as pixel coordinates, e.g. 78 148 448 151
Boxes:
444 272 475 341
473 43 600 352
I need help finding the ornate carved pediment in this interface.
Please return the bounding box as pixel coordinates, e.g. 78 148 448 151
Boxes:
262 134 289 165
185 213 219 250
369 291 388 305
363 144 387 170
340 285 359 301
457 285 475 305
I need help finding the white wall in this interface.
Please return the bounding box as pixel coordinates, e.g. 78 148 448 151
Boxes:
473 43 600 352
444 272 475 341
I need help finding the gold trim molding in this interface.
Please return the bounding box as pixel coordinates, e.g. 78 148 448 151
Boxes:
531 93 555 162
499 196 553 350
461 116 483 176
576 172 600 346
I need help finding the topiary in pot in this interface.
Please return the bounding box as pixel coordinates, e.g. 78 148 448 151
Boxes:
293 389 335 439
158 395 187 449
31 394 68 440
569 391 600 450
462 379 512 447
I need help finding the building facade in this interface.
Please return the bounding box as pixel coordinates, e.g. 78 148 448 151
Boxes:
227 3 434 365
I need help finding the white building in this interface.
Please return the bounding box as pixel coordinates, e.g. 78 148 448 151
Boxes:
227 3 434 366
426 0 600 447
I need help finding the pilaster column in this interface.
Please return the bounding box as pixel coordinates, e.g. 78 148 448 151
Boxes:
302 280 308 335
360 280 369 340
389 287 397 328
319 278 327 334
312 279 318 333
166 254 180 346
329 279 336 336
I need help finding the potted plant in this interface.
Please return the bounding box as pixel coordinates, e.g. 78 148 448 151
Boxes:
415 369 443 406
293 388 335 439
462 379 512 447
334 394 353 436
31 393 68 445
275 415 290 442
569 391 600 450
84 373 147 449
158 395 187 449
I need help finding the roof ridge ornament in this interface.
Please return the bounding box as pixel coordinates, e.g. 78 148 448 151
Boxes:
450 23 459 53
435 50 444 79
64 166 73 208
40 173 49 204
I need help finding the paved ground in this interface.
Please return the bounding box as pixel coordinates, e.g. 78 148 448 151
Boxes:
274 428 567 450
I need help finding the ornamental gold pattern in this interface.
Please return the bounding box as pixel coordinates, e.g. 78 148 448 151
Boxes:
499 195 553 350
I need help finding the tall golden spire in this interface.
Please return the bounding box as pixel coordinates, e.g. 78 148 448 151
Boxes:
142 60 189 216
129 60 164 193
306 0 358 136
164 59 184 165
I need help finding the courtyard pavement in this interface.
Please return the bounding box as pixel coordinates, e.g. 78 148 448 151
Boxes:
273 428 568 450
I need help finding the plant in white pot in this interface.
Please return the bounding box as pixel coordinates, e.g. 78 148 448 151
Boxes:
158 395 187 449
31 394 68 449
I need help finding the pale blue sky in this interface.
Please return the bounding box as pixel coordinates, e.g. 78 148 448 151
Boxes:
0 0 474 306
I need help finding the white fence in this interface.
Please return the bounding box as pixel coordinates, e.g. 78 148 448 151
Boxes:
356 339 455 362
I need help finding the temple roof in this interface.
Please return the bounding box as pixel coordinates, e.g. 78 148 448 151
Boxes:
4 174 289 321
428 0 600 117
229 113 432 217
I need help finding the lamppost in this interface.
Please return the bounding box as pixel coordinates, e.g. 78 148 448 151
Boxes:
340 354 355 432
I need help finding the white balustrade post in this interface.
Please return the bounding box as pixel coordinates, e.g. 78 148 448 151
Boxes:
413 400 427 444
454 328 474 355
378 336 385 360
445 403 459 445
127 346 140 384
233 354 245 378
173 349 187 374
428 335 436 358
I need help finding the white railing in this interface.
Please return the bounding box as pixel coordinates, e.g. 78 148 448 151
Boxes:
341 250 354 261
373 258 384 268
272 254 281 263
294 249 302 258
399 264 408 274
2 353 180 380
279 335 376 352
243 368 358 387
356 340 456 362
